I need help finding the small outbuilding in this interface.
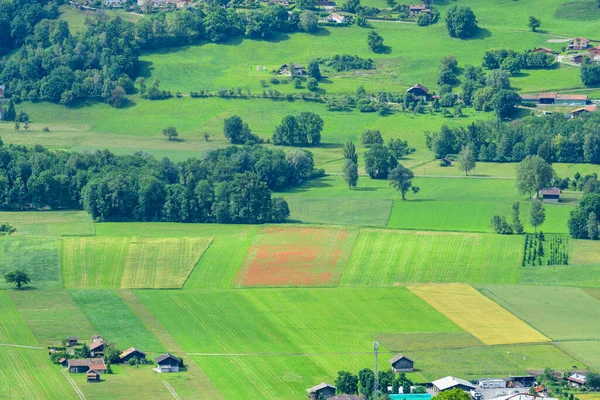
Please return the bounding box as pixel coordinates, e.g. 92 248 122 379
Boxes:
406 83 429 99
531 47 554 54
120 347 147 363
440 157 452 167
538 188 561 203
86 370 100 383
58 357 69 367
306 382 336 399
571 104 597 117
567 374 586 388
90 340 105 358
388 354 414 372
67 336 78 347
155 353 181 373
432 376 476 393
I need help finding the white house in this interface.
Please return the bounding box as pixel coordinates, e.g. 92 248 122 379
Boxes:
432 376 476 393
324 12 346 24
567 374 586 388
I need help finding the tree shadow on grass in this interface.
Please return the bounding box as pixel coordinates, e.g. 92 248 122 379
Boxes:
312 28 331 37
462 27 492 41
353 186 380 192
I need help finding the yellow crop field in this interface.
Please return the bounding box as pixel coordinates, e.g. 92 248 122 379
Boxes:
120 237 213 288
408 284 550 345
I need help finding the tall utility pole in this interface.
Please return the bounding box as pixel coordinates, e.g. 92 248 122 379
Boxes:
373 341 380 398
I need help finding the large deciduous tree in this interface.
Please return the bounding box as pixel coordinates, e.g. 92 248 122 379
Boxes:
335 371 358 395
458 144 476 176
445 5 478 39
342 159 359 189
529 200 546 232
343 142 358 164
515 155 554 199
365 144 396 179
4 270 30 289
388 164 419 200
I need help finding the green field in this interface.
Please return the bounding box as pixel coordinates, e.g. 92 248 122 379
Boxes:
341 229 524 286
286 197 393 227
479 285 600 341
0 211 95 237
558 341 600 370
0 237 62 290
63 236 212 289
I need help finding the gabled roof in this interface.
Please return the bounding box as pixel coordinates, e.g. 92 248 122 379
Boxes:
407 83 429 94
568 374 586 384
409 4 426 10
388 353 413 364
120 347 147 359
532 47 554 53
155 353 181 364
432 376 476 391
540 188 561 195
571 104 597 114
90 341 104 351
67 336 78 341
306 382 336 393
68 358 106 368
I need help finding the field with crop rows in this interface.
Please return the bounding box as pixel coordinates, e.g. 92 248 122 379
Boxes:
342 229 524 286
409 284 550 345
0 237 62 290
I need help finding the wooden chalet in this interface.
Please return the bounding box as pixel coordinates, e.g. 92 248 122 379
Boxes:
68 358 107 374
86 370 100 383
568 38 590 50
571 104 597 117
388 353 414 372
406 83 429 99
120 347 147 363
155 353 181 373
306 382 336 399
67 336 78 347
90 340 105 357
538 187 560 203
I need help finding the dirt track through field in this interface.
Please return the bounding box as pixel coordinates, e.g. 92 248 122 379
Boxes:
0 343 43 349
61 368 86 400
162 380 182 400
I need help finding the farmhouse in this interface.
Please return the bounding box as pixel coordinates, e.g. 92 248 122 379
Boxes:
67 336 78 347
120 347 147 363
155 353 181 373
406 83 429 99
531 47 554 54
323 13 347 24
306 382 336 398
86 370 100 383
538 188 561 203
568 38 590 50
432 376 476 393
520 93 588 106
409 4 430 16
68 359 107 374
388 354 414 372
571 104 597 117
278 63 306 76
567 374 586 388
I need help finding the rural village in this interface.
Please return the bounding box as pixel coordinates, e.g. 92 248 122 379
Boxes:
1 0 600 399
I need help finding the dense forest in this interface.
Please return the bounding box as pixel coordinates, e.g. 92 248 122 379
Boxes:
0 142 320 223
426 113 600 164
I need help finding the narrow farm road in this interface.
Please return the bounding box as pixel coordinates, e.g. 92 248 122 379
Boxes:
162 380 182 400
0 343 43 350
61 368 86 400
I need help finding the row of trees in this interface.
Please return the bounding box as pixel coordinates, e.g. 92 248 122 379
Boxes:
490 201 545 235
0 143 324 223
332 368 424 399
272 112 324 146
482 49 555 72
426 113 600 164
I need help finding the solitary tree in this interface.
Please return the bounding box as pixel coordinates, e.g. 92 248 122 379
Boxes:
512 201 524 234
588 211 599 240
516 155 554 199
162 126 178 141
388 164 419 200
4 271 31 289
445 5 478 39
528 16 541 32
529 200 546 232
367 31 384 53
458 145 476 176
342 159 359 189
343 141 358 165
307 60 321 80
224 115 253 144
204 133 210 142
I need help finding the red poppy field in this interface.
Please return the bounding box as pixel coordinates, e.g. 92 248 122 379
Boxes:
234 226 358 287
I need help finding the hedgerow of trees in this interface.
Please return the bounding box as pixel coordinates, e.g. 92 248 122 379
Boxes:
426 113 600 164
0 142 328 224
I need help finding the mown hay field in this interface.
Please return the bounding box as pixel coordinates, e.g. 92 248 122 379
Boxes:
62 237 212 289
69 290 165 352
409 284 550 345
0 291 38 346
0 347 76 399
136 287 458 398
479 285 600 341
0 210 95 237
235 226 358 287
286 197 393 227
558 341 600 371
0 237 62 290
341 229 524 286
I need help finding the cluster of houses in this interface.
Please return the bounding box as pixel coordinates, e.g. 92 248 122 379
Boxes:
307 355 590 400
58 335 183 383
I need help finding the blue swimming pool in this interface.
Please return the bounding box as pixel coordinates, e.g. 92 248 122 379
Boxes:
390 394 433 400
